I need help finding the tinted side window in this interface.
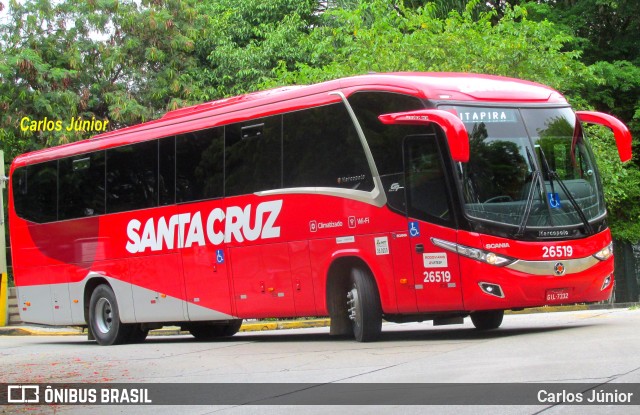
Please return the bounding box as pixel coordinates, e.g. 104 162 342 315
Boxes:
12 167 28 220
106 140 158 213
12 161 58 223
59 152 105 219
348 92 425 176
282 103 373 191
176 128 224 203
225 116 281 196
348 92 425 212
159 136 176 206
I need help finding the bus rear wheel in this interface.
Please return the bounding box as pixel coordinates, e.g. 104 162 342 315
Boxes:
189 320 243 340
218 319 243 336
347 267 382 342
470 310 504 330
89 284 132 346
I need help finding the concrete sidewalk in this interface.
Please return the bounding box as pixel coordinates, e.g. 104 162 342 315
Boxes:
0 303 637 337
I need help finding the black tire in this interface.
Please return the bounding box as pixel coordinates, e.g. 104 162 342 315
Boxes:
189 325 215 341
89 284 132 345
604 285 616 305
189 319 243 340
220 319 243 336
347 267 382 342
470 310 504 330
128 324 149 343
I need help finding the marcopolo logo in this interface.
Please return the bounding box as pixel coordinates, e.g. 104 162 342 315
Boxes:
126 200 283 254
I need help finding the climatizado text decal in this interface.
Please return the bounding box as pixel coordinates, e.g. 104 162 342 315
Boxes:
125 200 283 254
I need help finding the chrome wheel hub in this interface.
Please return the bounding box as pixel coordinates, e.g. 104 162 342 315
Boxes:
347 288 358 321
94 298 113 334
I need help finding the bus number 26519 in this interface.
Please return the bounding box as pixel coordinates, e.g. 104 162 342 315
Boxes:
423 271 451 283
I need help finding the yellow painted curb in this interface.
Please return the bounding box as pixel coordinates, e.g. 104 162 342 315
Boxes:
0 327 83 336
240 319 330 332
506 304 590 315
240 322 278 332
0 272 8 327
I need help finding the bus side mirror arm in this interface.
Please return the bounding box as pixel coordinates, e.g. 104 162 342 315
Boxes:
576 111 633 163
378 109 470 163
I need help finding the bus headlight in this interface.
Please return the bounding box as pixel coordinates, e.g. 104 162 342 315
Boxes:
593 243 613 261
432 238 514 267
485 252 501 265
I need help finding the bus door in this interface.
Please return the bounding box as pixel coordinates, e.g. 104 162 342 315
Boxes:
403 134 464 312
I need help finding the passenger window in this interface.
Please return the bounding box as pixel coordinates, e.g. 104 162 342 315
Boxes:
12 167 28 221
225 116 282 196
59 152 106 219
13 161 58 223
176 128 223 203
159 136 176 206
282 103 373 191
106 140 158 213
348 92 425 212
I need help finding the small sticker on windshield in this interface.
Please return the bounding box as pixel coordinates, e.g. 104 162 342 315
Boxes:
547 193 561 209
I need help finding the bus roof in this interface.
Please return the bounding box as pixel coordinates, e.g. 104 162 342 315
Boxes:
12 72 566 167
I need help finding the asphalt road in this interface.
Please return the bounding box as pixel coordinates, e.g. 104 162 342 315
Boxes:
1 308 639 414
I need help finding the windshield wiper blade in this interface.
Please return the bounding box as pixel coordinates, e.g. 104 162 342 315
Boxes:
517 147 541 236
536 145 595 235
536 144 556 195
516 170 540 237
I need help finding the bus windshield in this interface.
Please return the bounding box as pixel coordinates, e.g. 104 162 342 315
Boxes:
442 105 606 235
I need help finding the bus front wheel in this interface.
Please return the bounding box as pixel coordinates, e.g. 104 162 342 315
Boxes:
347 267 382 342
89 284 132 346
470 310 504 330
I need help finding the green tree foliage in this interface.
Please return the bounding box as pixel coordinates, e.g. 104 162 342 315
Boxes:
0 0 321 161
265 0 593 93
0 0 203 159
190 0 319 98
0 0 638 241
524 0 640 149
525 0 640 65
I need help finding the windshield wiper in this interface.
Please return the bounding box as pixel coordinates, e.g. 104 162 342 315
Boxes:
536 145 595 235
516 147 541 237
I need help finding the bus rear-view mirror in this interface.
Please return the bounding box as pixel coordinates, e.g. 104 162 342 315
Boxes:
378 109 470 163
576 111 633 162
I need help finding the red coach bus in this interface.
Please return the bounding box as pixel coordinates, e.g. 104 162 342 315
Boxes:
9 73 632 345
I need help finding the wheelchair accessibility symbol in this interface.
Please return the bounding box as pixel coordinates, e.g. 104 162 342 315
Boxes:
409 221 420 237
547 192 561 209
216 249 225 264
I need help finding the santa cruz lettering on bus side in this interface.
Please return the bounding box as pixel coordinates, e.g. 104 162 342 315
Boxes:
125 200 283 254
